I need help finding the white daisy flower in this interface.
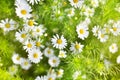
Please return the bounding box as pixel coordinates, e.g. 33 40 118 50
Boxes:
15 4 32 19
103 24 111 34
70 42 84 53
32 24 46 38
8 65 18 75
27 0 41 5
92 25 100 37
35 76 47 80
35 39 44 49
20 58 31 70
110 23 120 36
84 7 95 17
28 49 43 63
56 69 64 78
23 39 35 52
15 29 28 43
58 50 67 58
109 43 118 53
91 0 99 8
65 8 75 17
47 73 56 80
51 34 67 49
48 56 60 67
76 22 89 40
69 0 84 8
12 53 21 64
98 30 109 42
117 55 120 64
24 19 37 30
0 18 18 32
44 47 54 58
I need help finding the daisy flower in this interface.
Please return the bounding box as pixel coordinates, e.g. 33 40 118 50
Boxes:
28 49 43 63
98 30 109 42
51 34 67 49
117 55 120 64
84 7 95 17
91 0 99 8
15 29 28 43
70 42 84 53
92 25 100 37
47 73 56 80
0 18 18 32
69 0 84 8
20 58 31 70
27 0 41 5
23 39 35 52
35 39 44 49
32 24 46 38
109 43 118 53
44 47 54 58
8 65 18 75
12 53 21 64
110 23 120 36
15 4 32 19
56 69 64 78
35 76 47 80
65 8 75 17
58 50 67 58
103 24 111 34
48 56 60 67
76 23 89 40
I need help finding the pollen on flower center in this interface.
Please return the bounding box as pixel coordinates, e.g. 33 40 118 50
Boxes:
113 27 117 31
57 71 61 75
27 43 32 48
101 34 104 38
75 44 80 49
16 56 20 60
47 50 51 54
36 29 40 32
36 42 41 47
5 23 10 28
33 53 38 58
112 46 114 49
73 0 79 3
57 39 62 44
28 20 34 26
60 53 64 56
21 34 26 38
79 29 84 34
48 78 53 80
24 61 28 65
52 59 56 63
21 9 27 15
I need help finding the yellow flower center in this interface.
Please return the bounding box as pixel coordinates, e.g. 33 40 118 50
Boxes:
16 56 20 60
27 43 32 48
73 0 79 3
112 46 114 49
57 39 62 44
57 71 61 75
33 53 38 58
79 29 84 34
48 78 53 80
21 9 27 15
101 34 104 38
60 53 64 57
5 23 10 28
36 29 40 32
24 61 28 65
52 59 56 63
75 44 80 49
21 34 26 38
28 20 34 26
113 27 117 31
47 50 51 54
36 42 41 47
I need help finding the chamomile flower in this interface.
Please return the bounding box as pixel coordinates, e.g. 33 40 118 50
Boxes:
12 53 21 64
65 8 75 17
27 0 41 5
28 49 43 63
44 47 54 58
48 56 60 67
116 55 120 64
98 30 109 42
69 0 84 8
91 0 99 8
15 29 28 43
84 7 95 17
35 39 44 49
92 25 100 37
20 58 31 70
47 73 56 80
109 43 118 53
76 23 89 40
24 19 36 30
51 34 67 49
35 76 47 80
23 39 35 52
110 23 120 36
58 50 67 58
56 69 64 78
0 18 18 32
15 4 32 19
103 24 111 34
8 65 18 75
